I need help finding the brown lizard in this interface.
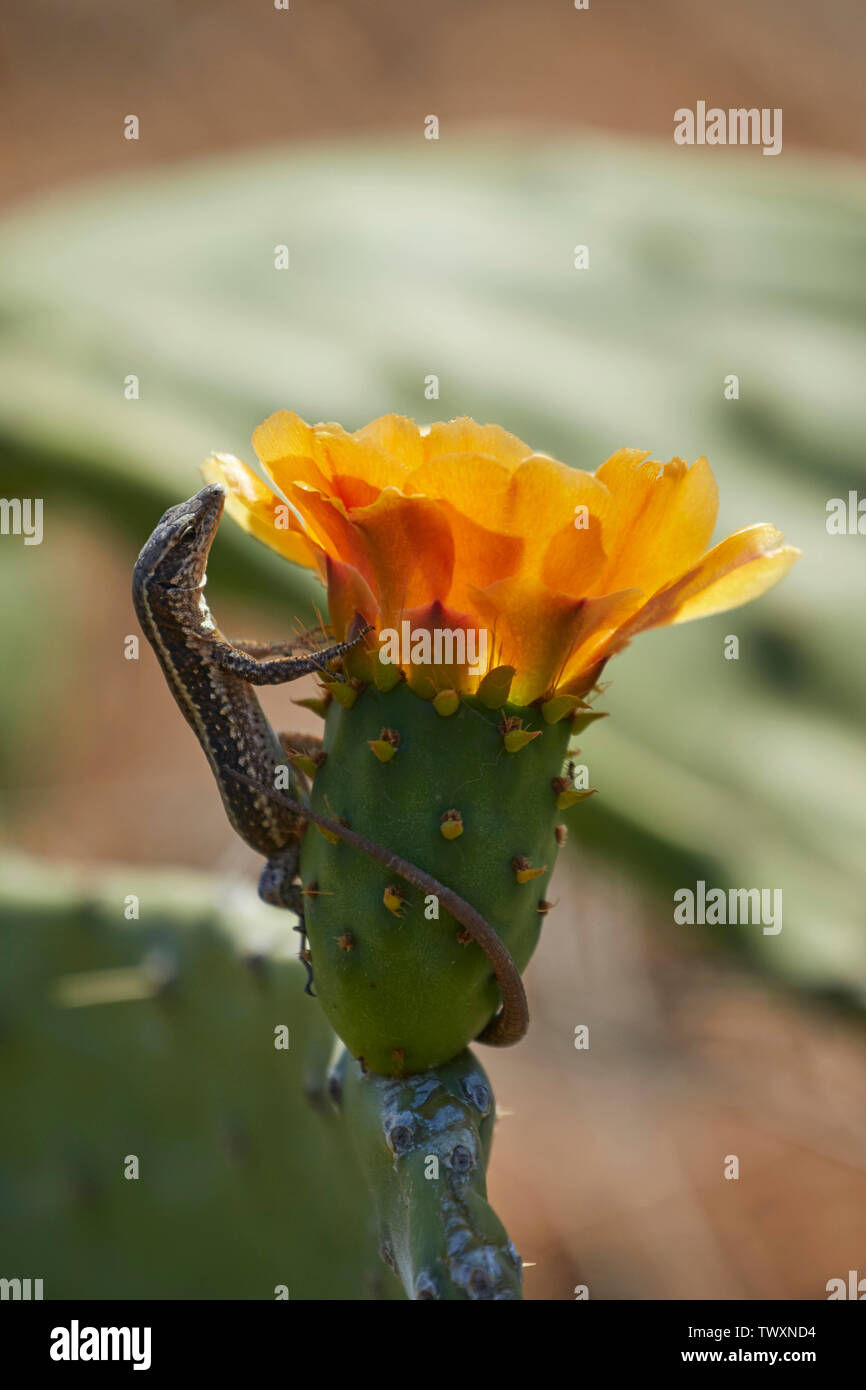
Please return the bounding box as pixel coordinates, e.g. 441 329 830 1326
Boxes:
132 483 527 1046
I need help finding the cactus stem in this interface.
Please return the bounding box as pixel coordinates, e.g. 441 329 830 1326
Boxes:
341 1050 522 1300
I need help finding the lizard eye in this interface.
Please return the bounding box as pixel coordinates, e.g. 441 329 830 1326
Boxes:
179 523 196 541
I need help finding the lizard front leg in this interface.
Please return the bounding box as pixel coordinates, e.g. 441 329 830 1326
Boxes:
229 634 338 660
210 618 371 686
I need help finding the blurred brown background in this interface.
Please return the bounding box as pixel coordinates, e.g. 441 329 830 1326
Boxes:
3 0 866 211
2 0 865 1301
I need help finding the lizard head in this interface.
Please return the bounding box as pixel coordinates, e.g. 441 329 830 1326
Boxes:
134 483 226 592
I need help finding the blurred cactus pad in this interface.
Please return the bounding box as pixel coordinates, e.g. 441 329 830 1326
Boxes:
0 853 400 1299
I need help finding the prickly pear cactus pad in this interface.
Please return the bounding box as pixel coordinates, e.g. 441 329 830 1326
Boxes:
301 681 572 1074
337 1047 522 1300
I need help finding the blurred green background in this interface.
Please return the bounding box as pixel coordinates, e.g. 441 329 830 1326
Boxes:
1 0 865 1300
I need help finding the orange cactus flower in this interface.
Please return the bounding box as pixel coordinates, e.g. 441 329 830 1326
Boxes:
203 412 799 705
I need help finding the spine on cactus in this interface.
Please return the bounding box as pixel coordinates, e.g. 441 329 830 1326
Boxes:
203 409 798 1300
336 1046 522 1300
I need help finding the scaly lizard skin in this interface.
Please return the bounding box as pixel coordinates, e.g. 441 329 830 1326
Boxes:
133 483 527 1047
132 483 365 907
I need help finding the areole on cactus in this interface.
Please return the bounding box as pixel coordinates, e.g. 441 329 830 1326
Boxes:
203 411 798 1297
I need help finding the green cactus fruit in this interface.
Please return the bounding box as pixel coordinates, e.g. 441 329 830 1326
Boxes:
340 1045 522 1300
300 681 573 1075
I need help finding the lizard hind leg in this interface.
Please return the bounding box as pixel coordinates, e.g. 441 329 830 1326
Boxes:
257 849 316 996
257 846 303 912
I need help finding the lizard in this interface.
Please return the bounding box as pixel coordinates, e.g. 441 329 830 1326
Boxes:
132 482 527 1047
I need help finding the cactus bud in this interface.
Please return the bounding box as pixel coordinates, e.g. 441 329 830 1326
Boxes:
374 659 403 693
570 709 608 735
289 751 324 779
476 665 515 708
556 787 596 811
511 855 546 884
293 694 331 719
335 681 362 710
540 694 588 724
433 689 460 717
369 727 401 763
384 884 407 916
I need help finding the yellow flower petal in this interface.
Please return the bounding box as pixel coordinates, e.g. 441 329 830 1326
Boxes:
208 413 799 703
422 418 532 468
404 453 525 609
254 410 414 506
350 491 455 627
635 525 801 630
201 453 319 570
592 452 718 597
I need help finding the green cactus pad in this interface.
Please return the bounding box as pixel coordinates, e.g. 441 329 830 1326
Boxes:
340 1046 522 1299
300 682 572 1074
